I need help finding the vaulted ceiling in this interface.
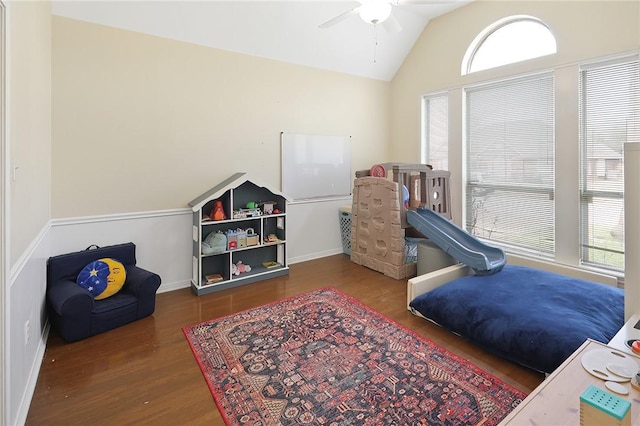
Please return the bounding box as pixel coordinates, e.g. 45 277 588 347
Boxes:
52 1 471 81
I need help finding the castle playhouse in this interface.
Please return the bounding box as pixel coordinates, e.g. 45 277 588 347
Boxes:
350 163 451 280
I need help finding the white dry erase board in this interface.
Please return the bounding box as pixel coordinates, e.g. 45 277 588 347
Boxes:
281 132 351 201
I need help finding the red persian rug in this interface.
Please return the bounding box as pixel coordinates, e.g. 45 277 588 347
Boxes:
183 288 526 425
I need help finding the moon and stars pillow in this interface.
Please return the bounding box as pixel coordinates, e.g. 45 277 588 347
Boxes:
77 258 127 300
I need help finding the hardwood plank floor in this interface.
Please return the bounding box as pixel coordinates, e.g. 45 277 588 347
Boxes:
26 255 544 425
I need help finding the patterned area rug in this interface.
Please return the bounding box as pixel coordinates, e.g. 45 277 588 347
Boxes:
183 288 526 425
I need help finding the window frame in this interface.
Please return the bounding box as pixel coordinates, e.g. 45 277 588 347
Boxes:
461 15 557 76
578 55 640 271
421 92 448 169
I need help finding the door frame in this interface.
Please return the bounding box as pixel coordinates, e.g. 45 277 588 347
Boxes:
0 1 8 424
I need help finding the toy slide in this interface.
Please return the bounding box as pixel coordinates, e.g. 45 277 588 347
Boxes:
407 208 506 275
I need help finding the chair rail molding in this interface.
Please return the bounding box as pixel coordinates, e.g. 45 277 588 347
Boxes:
51 208 194 293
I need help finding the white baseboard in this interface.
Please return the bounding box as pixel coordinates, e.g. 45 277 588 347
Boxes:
288 248 344 265
157 279 191 293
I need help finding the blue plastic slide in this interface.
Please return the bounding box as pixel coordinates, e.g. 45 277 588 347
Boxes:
407 208 506 275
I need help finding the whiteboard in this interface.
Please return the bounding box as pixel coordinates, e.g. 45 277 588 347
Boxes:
281 132 351 201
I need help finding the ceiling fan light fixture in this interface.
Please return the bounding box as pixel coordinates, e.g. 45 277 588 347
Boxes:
358 0 392 25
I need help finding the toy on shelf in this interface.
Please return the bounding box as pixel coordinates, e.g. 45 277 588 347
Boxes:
266 234 279 243
226 229 238 250
205 273 223 284
210 200 227 221
232 207 262 219
236 228 247 248
246 228 259 246
202 231 227 255
261 201 276 214
232 261 252 276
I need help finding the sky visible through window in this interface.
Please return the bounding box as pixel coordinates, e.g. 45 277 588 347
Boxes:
468 18 557 74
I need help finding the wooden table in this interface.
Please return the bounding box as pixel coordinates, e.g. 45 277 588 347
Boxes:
500 339 640 425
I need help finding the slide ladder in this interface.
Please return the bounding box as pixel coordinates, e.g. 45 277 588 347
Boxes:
407 208 506 275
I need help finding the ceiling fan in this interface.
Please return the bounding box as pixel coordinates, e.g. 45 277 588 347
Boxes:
319 0 459 32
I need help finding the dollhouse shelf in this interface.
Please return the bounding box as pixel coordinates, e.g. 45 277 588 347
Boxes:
188 172 291 296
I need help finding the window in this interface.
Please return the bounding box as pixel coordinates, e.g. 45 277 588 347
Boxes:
579 57 640 271
466 74 555 254
462 16 556 75
422 94 448 170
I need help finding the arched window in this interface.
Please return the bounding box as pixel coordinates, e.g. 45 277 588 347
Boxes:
462 16 556 75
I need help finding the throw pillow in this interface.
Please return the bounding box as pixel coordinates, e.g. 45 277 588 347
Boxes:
77 258 127 300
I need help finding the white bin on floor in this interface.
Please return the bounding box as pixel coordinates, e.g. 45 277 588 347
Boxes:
339 206 352 255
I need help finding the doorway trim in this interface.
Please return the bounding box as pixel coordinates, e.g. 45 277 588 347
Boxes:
0 1 8 424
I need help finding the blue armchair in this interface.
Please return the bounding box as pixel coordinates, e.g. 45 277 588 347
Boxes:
46 242 161 342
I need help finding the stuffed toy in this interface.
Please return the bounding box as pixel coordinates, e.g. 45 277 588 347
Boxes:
202 231 227 255
210 200 226 221
231 261 252 276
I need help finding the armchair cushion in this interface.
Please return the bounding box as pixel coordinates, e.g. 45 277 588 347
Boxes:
47 242 161 342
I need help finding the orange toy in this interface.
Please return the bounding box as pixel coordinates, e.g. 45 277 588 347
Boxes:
211 200 226 221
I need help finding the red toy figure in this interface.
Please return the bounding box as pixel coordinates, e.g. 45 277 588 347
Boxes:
211 200 226 221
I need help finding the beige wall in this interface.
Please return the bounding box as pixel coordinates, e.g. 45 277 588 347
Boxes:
391 0 640 163
9 1 51 265
391 0 639 225
51 16 390 218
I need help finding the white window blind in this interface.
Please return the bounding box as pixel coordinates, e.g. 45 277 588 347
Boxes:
466 74 555 253
422 94 448 170
579 57 640 271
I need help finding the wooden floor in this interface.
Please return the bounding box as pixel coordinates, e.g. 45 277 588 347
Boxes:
26 255 544 425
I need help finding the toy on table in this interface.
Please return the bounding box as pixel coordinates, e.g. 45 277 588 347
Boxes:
210 200 227 221
232 261 251 276
580 384 631 425
632 372 640 391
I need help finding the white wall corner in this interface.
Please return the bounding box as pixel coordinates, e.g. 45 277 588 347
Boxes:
8 222 51 426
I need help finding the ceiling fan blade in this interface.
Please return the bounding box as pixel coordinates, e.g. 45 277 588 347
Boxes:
382 12 402 33
319 7 359 29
